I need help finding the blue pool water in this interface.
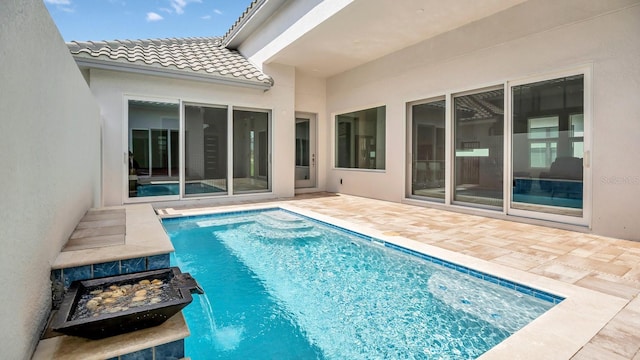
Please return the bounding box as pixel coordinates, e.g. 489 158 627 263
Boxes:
162 209 561 359
137 182 222 196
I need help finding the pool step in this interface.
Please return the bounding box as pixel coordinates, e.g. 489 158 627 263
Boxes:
195 218 254 229
261 211 305 223
256 214 314 232
250 224 322 241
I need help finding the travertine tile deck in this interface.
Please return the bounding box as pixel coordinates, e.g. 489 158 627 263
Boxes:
158 192 640 359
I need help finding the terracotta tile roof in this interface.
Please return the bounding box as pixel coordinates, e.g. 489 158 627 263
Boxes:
67 37 273 87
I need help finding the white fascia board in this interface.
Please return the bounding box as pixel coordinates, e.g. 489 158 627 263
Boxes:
73 57 273 91
223 0 272 48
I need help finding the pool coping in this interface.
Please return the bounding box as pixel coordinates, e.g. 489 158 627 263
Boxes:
53 204 174 270
159 202 628 360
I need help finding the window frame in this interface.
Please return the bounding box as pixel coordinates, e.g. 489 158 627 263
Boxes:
333 105 387 171
506 67 592 226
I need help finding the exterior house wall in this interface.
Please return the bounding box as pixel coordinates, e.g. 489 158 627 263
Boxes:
0 1 101 358
324 2 640 240
88 63 296 206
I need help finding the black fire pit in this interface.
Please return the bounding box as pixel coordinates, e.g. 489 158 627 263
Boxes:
52 267 203 339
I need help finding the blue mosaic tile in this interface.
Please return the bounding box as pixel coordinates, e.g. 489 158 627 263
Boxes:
63 265 92 287
120 348 152 360
147 254 170 270
154 339 184 360
93 261 120 278
121 257 146 274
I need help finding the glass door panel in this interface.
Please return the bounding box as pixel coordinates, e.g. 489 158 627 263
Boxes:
453 89 504 208
127 100 179 198
511 75 584 216
184 104 228 196
295 116 316 188
233 109 270 193
410 100 446 200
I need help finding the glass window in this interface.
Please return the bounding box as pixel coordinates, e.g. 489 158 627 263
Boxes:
527 116 559 168
512 75 584 214
453 89 504 208
233 109 270 193
296 120 310 167
128 100 179 198
335 106 386 170
184 104 228 196
410 100 445 200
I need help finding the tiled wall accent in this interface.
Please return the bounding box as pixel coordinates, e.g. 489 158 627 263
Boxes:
106 339 184 360
51 253 171 288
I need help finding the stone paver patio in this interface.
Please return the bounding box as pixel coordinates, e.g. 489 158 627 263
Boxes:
158 192 640 359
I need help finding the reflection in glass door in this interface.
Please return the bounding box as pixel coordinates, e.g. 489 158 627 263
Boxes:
233 109 270 193
453 89 504 208
127 100 180 199
184 104 228 196
511 75 584 217
410 99 445 200
295 115 316 189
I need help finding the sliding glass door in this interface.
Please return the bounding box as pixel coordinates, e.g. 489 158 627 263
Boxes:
128 100 180 199
406 71 588 225
409 99 446 200
126 99 273 201
453 89 504 208
233 109 271 193
511 75 585 217
184 104 228 196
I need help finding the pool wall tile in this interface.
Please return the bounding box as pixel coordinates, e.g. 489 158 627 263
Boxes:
121 257 146 274
154 339 184 359
119 348 152 360
63 265 92 287
147 254 170 270
93 261 120 278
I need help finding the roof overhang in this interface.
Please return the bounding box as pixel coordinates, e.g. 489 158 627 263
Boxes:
260 0 528 77
74 57 273 91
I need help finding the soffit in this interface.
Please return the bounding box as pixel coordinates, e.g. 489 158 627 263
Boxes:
266 0 527 77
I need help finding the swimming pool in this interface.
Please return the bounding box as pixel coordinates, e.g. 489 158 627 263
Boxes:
162 208 562 359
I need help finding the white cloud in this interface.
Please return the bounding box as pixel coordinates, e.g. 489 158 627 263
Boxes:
146 12 164 22
170 0 187 14
213 9 223 15
159 7 173 14
201 15 211 20
45 0 71 4
169 0 201 15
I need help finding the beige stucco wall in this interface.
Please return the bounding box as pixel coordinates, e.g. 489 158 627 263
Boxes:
88 63 297 206
324 1 640 240
0 1 101 358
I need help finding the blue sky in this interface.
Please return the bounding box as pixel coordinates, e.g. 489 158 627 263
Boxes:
44 0 255 42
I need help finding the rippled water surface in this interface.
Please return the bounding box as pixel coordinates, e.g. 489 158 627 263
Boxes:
163 209 556 359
